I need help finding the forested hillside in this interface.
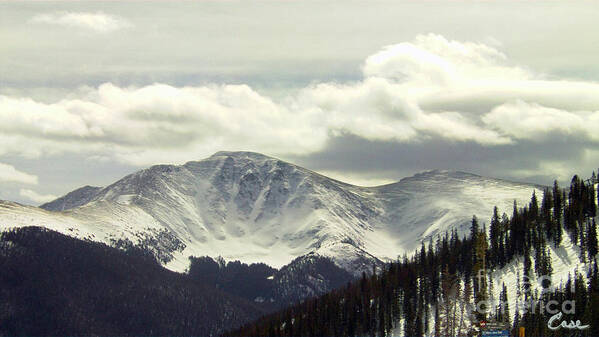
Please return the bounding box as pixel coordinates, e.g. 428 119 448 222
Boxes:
227 174 599 337
187 253 354 310
0 227 265 337
0 226 356 336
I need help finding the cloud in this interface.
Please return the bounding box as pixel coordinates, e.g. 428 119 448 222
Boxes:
1 33 599 183
483 101 599 142
363 34 528 85
30 11 131 33
0 83 325 165
312 169 397 187
19 189 57 204
0 163 38 185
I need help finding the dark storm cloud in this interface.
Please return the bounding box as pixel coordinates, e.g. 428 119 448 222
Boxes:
291 133 592 186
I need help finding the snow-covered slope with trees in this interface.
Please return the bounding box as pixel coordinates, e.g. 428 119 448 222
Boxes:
0 151 541 274
228 172 599 337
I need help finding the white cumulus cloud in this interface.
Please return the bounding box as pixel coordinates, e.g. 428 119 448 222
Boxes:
363 34 530 85
483 101 599 141
30 11 131 33
0 83 326 165
19 189 57 204
1 33 599 182
0 163 38 185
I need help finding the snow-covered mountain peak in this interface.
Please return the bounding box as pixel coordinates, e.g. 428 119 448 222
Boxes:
5 152 543 274
395 169 497 185
209 150 279 161
41 185 102 211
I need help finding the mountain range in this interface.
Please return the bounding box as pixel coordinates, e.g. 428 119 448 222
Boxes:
0 151 541 275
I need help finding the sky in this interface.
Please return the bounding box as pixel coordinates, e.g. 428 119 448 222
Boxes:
1 0 599 205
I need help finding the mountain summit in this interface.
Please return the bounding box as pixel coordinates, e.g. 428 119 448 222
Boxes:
2 152 540 274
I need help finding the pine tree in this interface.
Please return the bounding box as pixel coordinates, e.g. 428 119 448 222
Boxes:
553 180 563 247
541 188 553 241
439 266 459 337
574 270 588 318
588 177 597 217
529 190 539 220
509 200 526 256
567 175 585 245
473 225 488 321
586 261 599 337
458 279 475 336
523 247 532 300
588 219 598 260
500 283 510 326
499 213 509 267
489 206 501 268
470 215 479 243
535 248 545 280
434 305 440 337
580 219 588 263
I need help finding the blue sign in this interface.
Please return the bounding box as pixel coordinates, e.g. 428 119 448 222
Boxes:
482 330 510 337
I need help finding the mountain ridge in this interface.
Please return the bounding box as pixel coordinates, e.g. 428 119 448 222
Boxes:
2 151 541 275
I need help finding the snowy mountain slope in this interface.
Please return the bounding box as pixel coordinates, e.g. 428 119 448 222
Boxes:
365 170 544 258
0 200 185 263
0 151 542 274
40 185 102 211
488 230 587 313
388 231 589 337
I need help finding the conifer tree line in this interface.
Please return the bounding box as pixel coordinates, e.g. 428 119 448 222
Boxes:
0 227 265 336
226 172 599 337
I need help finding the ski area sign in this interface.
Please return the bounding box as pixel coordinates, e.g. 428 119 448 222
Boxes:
481 330 509 337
